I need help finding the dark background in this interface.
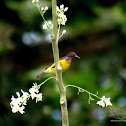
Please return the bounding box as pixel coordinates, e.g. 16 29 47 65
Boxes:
0 0 126 126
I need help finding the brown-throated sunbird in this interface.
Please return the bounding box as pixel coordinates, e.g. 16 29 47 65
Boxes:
36 52 80 79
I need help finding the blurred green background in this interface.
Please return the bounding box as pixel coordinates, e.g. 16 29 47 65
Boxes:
0 0 126 126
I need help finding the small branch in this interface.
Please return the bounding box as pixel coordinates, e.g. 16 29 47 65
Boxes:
38 76 56 88
65 85 101 99
36 3 52 34
57 24 61 43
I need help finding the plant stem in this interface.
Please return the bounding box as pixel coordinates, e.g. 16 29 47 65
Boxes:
65 85 101 99
36 3 52 34
51 0 69 126
38 76 56 88
57 24 60 43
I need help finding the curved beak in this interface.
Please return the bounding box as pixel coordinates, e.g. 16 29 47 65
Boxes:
75 54 80 59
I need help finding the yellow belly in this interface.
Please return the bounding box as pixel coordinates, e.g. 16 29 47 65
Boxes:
44 59 70 74
60 59 71 72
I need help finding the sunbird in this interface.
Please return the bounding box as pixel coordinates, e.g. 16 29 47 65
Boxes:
36 52 80 79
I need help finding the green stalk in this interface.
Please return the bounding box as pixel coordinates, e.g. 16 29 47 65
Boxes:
65 85 101 99
51 0 69 126
36 3 52 34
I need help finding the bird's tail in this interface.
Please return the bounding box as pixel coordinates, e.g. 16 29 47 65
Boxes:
36 72 47 79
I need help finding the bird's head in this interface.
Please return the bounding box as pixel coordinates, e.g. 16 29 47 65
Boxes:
61 52 80 64
66 52 80 59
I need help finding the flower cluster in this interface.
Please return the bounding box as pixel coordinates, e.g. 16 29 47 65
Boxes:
96 96 112 107
41 6 48 14
56 4 68 25
40 4 68 36
10 83 42 114
29 83 42 103
32 0 39 3
43 21 53 31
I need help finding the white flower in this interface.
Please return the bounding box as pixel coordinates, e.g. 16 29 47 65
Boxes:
16 92 20 97
36 93 43 103
10 96 18 108
41 6 48 14
43 21 53 31
21 89 29 100
105 97 113 107
45 6 48 11
21 89 29 105
29 87 39 94
29 87 39 100
56 6 61 12
64 7 68 12
11 105 25 114
41 7 44 11
10 94 23 106
43 22 48 30
57 12 64 18
10 95 25 114
31 92 37 100
32 0 39 3
48 21 52 25
16 97 23 105
60 4 64 10
97 100 105 107
32 0 35 3
97 96 112 107
10 83 43 114
62 30 66 34
11 103 20 113
56 5 68 25
19 106 25 114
